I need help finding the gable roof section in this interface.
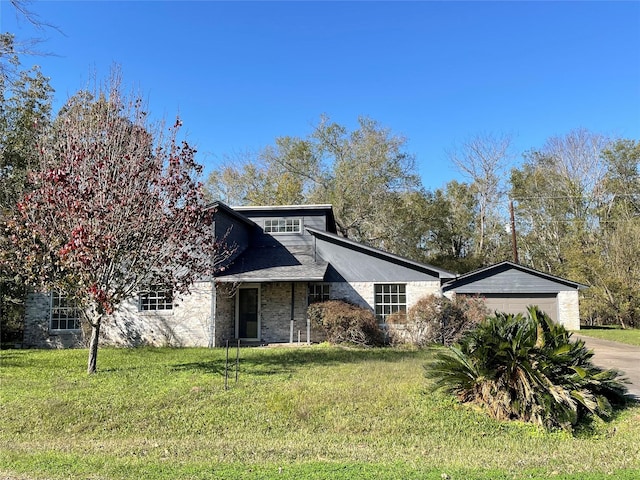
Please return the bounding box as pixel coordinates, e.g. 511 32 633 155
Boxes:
307 227 456 281
442 261 588 294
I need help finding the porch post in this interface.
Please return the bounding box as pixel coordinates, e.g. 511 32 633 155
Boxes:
290 282 295 343
209 279 216 348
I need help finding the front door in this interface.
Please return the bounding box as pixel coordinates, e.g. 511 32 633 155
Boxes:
237 287 260 340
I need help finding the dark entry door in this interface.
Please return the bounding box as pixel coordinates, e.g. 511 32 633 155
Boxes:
238 288 259 339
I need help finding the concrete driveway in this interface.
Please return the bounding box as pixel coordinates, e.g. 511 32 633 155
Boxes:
573 334 640 400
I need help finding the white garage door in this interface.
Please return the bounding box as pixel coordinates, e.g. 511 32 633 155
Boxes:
480 294 559 323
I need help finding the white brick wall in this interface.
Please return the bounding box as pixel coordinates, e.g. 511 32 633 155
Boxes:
406 281 442 306
329 281 441 312
24 291 86 348
23 280 453 348
558 290 580 330
24 283 216 348
102 282 214 347
259 282 308 343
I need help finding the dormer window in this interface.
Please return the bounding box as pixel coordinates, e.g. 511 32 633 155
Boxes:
264 218 302 234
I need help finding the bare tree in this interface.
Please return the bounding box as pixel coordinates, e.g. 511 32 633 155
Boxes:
448 132 513 257
1 0 61 80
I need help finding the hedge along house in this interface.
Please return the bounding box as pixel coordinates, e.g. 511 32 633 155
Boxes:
23 203 457 348
442 261 587 330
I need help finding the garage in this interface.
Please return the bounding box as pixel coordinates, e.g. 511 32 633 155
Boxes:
480 293 558 322
442 261 586 330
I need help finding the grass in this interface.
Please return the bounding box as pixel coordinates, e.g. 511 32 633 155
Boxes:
1 345 639 479
577 326 640 346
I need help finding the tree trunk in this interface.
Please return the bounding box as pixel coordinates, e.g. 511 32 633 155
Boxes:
87 319 101 374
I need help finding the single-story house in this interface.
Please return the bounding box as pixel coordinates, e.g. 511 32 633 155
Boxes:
23 203 585 348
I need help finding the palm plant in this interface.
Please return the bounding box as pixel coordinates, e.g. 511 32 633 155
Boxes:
426 307 629 430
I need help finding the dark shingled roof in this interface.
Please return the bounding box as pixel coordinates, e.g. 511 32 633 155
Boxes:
442 261 588 292
306 227 457 280
216 245 328 282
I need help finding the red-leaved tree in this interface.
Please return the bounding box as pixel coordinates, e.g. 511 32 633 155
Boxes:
3 78 233 373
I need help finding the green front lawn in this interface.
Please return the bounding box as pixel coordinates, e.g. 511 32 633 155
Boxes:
577 326 640 346
1 345 639 479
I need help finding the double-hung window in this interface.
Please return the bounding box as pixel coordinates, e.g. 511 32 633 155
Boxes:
50 291 81 331
139 288 173 311
374 284 406 323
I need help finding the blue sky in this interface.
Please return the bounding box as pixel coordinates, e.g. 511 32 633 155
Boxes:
3 1 639 190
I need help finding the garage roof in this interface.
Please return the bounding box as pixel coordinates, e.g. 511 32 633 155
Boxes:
442 261 588 294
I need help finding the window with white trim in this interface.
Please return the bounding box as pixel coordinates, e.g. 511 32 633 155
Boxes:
139 288 173 311
374 284 406 323
264 218 302 234
50 292 81 331
308 283 330 304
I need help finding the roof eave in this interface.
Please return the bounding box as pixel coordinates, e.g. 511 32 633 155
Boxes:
216 274 327 283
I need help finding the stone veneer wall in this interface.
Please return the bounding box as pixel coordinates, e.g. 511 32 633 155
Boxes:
259 282 308 343
212 283 236 347
557 290 580 330
212 282 313 345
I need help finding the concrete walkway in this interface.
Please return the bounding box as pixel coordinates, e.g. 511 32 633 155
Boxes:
573 334 640 400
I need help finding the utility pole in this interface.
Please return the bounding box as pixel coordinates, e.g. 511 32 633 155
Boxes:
509 200 519 264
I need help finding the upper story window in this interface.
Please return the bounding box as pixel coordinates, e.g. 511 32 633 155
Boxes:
264 218 302 234
50 291 81 331
139 288 173 312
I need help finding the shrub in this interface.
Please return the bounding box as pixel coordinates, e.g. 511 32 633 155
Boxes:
453 294 490 325
307 300 385 347
392 294 488 347
426 306 629 431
